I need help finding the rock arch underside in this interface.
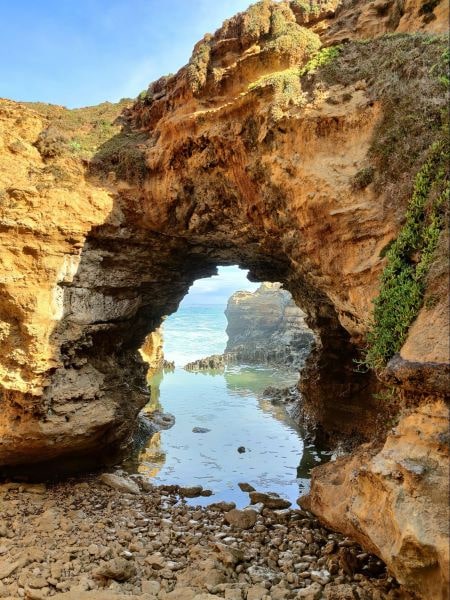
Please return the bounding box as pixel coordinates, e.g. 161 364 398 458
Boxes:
0 0 449 597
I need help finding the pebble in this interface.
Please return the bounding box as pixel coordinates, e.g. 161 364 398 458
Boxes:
224 509 257 530
0 476 400 599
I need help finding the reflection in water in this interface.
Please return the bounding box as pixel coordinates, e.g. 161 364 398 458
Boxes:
126 365 330 507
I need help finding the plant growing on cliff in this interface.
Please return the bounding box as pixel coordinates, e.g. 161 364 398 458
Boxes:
364 140 449 369
249 68 306 120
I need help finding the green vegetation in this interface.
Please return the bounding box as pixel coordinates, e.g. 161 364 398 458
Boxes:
317 34 448 202
242 0 272 42
290 0 322 17
299 45 341 75
91 130 149 182
311 35 450 369
364 140 449 370
249 68 305 120
248 45 340 120
26 100 132 159
352 166 375 190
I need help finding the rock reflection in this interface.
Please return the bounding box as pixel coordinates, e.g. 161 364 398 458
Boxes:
125 365 330 505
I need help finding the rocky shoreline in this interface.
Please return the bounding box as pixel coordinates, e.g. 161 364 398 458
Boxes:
0 474 408 600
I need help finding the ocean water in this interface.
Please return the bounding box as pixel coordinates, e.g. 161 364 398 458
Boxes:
163 305 228 366
129 304 329 506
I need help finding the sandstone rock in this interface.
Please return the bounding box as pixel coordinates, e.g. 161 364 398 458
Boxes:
305 399 450 600
213 542 244 565
179 486 203 498
208 501 236 512
249 492 291 510
93 557 136 581
224 509 257 530
246 585 268 600
145 554 166 570
238 482 255 493
297 582 323 599
0 2 448 598
99 473 140 495
141 580 160 595
225 283 314 368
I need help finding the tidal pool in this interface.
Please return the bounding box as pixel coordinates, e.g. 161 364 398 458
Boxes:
128 365 330 507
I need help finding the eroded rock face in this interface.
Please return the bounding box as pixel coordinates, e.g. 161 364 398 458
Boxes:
225 283 314 367
302 400 450 599
0 1 448 596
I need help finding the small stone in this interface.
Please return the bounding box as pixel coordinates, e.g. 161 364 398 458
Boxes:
310 569 331 585
146 553 166 569
179 485 204 498
237 447 246 453
208 501 236 512
238 482 256 492
87 544 99 556
192 427 210 433
214 542 244 565
142 579 161 595
93 557 136 581
247 584 267 600
297 582 323 599
224 508 257 530
249 491 291 509
99 473 140 495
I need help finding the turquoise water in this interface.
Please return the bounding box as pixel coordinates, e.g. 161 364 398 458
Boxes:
163 305 227 366
131 304 328 506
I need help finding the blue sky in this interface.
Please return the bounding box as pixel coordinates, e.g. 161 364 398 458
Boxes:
182 266 259 306
1 0 253 108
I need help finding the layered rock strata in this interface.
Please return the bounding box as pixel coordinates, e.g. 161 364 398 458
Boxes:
225 283 314 367
0 0 449 596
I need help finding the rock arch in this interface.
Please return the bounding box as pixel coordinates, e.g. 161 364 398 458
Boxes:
0 0 448 471
0 2 449 595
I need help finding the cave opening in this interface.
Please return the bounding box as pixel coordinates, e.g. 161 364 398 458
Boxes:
125 265 330 507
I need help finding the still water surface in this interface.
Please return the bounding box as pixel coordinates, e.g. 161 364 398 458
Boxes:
130 365 329 507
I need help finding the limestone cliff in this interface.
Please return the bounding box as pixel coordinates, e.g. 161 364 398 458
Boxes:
0 0 448 596
139 327 164 374
225 283 314 367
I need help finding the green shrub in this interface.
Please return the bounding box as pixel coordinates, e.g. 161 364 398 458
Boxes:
249 68 305 120
352 166 375 190
364 140 449 369
299 45 341 75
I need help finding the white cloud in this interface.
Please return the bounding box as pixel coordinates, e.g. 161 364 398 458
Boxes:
182 266 259 306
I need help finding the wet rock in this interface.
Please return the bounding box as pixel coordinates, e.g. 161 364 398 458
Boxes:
249 491 291 509
237 447 246 453
179 485 204 498
147 411 175 429
224 508 257 529
238 482 255 492
192 427 211 433
208 501 236 512
99 473 140 495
